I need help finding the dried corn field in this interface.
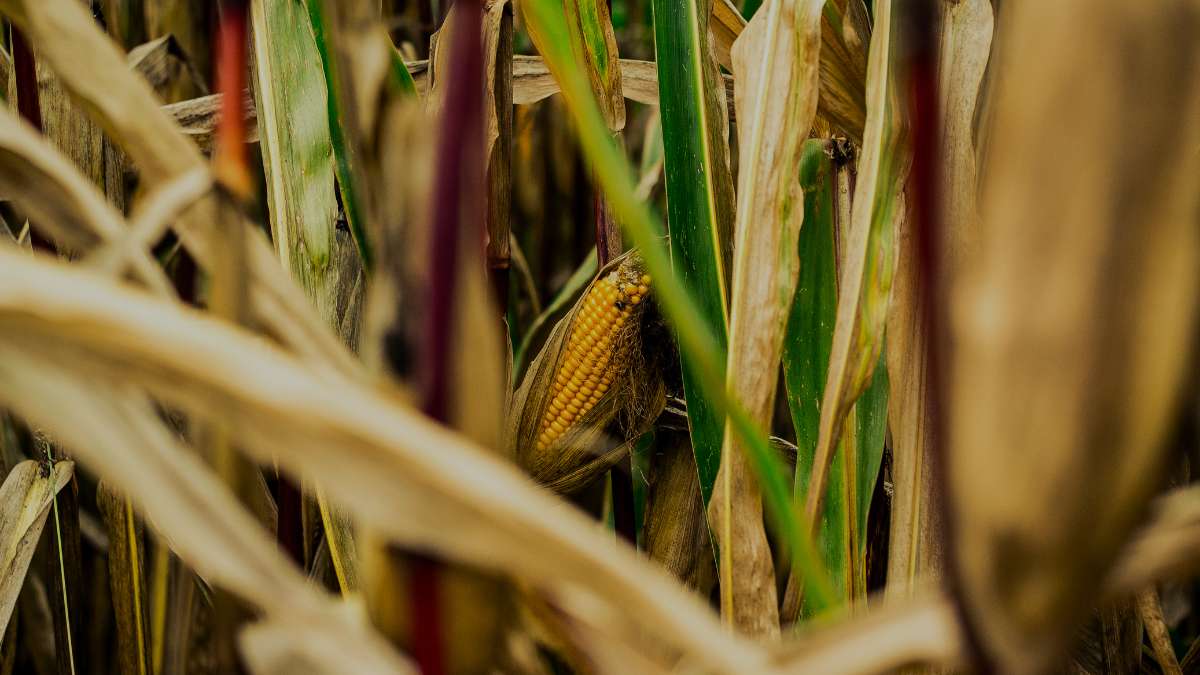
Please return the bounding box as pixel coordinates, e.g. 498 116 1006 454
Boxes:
0 0 1196 673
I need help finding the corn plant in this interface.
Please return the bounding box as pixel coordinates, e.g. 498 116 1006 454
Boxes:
0 0 1196 673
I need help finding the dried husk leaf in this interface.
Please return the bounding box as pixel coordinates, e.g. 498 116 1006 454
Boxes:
1070 603 1143 675
642 429 716 595
508 250 667 493
771 591 964 674
0 109 174 297
161 91 259 154
0 249 767 672
945 3 1200 672
709 0 746 71
710 0 824 635
97 481 151 675
0 0 360 376
416 54 737 115
127 35 207 103
429 0 511 162
0 359 413 673
143 0 211 89
33 55 105 193
239 616 418 675
0 460 73 638
816 1 870 144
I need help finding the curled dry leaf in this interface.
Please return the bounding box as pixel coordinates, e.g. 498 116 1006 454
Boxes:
508 251 667 493
0 460 74 638
0 109 172 296
0 357 413 674
0 249 767 672
0 0 359 375
712 0 825 635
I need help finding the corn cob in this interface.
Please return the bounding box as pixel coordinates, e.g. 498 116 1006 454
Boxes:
534 269 652 451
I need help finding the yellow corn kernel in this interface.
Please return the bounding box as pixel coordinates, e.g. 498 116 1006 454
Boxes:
534 265 652 449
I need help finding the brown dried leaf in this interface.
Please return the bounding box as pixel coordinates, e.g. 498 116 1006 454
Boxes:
0 249 767 672
710 0 824 636
709 0 746 71
885 0 992 602
945 3 1200 671
0 460 73 638
0 0 359 375
0 359 412 673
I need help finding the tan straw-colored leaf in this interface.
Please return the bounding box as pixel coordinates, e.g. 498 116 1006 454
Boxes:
0 249 768 672
710 0 824 636
0 355 412 673
0 460 73 638
945 2 1200 671
0 0 359 375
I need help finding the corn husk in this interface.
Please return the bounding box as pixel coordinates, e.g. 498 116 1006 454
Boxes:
507 250 666 493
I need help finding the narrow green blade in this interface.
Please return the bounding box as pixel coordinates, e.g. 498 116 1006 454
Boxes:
784 140 846 610
651 0 736 506
854 352 888 570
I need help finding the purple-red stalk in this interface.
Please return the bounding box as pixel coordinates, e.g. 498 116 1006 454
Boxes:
414 0 487 670
904 1 986 671
213 0 252 201
10 29 56 253
214 0 303 567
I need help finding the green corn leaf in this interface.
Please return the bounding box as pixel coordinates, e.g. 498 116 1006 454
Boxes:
853 352 888 583
785 140 846 614
564 0 625 130
306 0 389 273
784 141 892 618
388 45 418 98
251 0 339 323
651 0 736 507
803 0 908 556
254 0 360 594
